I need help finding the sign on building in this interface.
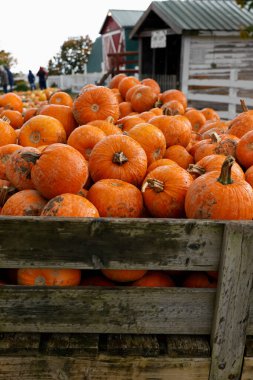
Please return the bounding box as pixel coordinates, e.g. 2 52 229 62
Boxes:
151 30 167 48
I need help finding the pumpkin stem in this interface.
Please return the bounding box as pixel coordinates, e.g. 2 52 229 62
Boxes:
187 164 206 176
20 152 41 164
112 151 128 165
106 116 115 124
210 132 221 143
154 99 162 108
141 178 164 193
217 155 235 185
240 99 248 113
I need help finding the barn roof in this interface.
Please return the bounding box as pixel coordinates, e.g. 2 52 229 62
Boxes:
99 10 144 34
130 0 253 36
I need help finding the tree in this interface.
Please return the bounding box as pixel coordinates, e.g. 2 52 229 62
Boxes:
48 35 93 75
0 50 17 68
236 0 253 37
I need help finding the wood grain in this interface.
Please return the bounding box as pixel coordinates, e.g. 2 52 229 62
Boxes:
241 357 253 380
0 217 223 270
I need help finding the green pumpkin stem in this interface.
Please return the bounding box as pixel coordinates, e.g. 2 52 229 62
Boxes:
217 155 235 185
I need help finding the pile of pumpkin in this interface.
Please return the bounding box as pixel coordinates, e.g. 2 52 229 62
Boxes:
0 73 253 288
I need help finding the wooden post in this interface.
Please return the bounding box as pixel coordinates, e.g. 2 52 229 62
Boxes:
228 69 237 119
209 223 253 380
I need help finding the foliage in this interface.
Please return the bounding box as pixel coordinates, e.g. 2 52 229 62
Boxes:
15 80 29 92
236 0 253 38
0 50 17 68
48 35 93 75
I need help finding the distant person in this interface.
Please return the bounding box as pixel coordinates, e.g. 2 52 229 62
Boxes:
28 70 36 90
36 66 48 90
0 66 8 93
4 66 14 92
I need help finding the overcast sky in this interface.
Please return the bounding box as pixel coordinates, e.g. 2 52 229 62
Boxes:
0 0 154 74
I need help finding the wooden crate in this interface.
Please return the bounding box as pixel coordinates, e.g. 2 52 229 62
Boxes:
0 217 252 380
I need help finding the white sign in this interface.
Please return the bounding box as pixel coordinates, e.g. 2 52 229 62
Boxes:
151 30 167 49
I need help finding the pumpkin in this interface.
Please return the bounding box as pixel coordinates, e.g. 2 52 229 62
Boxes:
0 110 24 129
0 118 17 146
161 100 185 116
127 122 166 165
118 76 140 100
125 84 142 102
108 73 127 89
0 92 23 113
198 120 230 136
185 156 253 220
87 119 122 136
184 109 206 132
118 101 133 118
26 143 89 199
200 108 220 122
227 111 253 138
150 115 192 148
236 130 253 168
131 271 175 287
147 158 179 174
88 134 147 186
130 85 158 113
0 144 21 180
1 189 47 216
49 91 73 107
164 145 194 169
67 124 106 160
245 166 253 188
18 115 66 147
182 272 217 288
87 179 143 217
142 165 193 218
116 115 145 132
158 89 187 110
140 78 161 95
101 269 147 283
5 146 41 190
41 193 99 217
73 86 120 124
17 268 81 286
39 104 78 137
81 272 115 286
23 108 38 123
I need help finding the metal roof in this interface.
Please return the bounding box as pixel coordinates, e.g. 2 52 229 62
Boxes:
99 10 144 34
130 0 253 36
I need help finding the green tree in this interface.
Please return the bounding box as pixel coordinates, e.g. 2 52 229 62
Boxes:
236 0 253 37
48 35 93 75
0 50 17 68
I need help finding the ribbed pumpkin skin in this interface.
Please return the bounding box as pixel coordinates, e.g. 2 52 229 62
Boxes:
87 120 122 136
245 166 253 188
194 134 239 162
185 171 253 220
227 111 253 138
0 119 17 147
87 179 143 218
127 123 166 165
5 147 40 190
17 268 81 286
164 145 194 169
142 165 193 218
130 85 158 113
39 104 78 137
236 130 253 169
41 193 99 217
31 144 89 199
1 189 47 216
147 158 179 174
73 87 120 125
88 135 147 186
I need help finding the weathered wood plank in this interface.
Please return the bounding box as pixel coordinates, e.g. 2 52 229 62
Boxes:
0 355 211 380
0 287 216 334
210 224 253 380
0 217 223 270
241 358 253 380
40 333 99 356
107 334 160 357
166 335 210 357
245 336 253 357
0 333 40 353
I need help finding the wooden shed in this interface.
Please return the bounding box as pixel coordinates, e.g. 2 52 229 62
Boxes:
99 9 143 74
130 0 253 119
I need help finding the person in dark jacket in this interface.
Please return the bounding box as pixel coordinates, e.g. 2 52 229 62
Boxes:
28 70 36 90
36 67 48 90
0 66 8 93
4 66 14 92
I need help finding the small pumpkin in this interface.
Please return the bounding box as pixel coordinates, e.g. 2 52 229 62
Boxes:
17 268 81 286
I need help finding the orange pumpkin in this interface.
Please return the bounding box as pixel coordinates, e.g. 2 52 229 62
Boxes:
184 109 206 132
142 165 193 218
18 115 66 147
0 144 21 179
118 76 140 100
140 78 161 95
194 133 239 162
182 272 217 288
0 118 17 146
159 89 187 110
1 189 47 216
5 147 41 190
146 158 179 174
89 135 147 186
131 271 175 287
87 179 143 217
67 124 106 160
0 92 23 113
41 193 99 217
101 269 147 283
164 145 194 169
245 165 253 188
108 73 127 89
0 110 24 129
161 100 185 116
73 86 120 124
130 85 158 113
116 115 145 132
200 108 220 122
185 156 253 220
17 268 81 286
29 143 89 199
127 122 166 165
236 130 253 169
39 104 78 137
49 91 73 107
87 119 122 135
